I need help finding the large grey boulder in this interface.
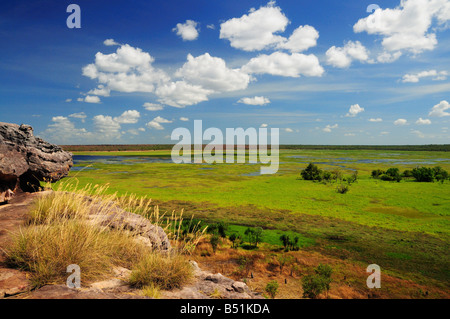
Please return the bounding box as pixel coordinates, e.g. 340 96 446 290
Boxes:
0 122 72 202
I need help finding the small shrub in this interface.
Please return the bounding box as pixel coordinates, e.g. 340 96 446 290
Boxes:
210 234 220 253
402 170 413 178
207 222 228 238
336 184 349 194
322 171 332 181
301 274 325 299
433 166 449 182
277 254 294 273
386 168 402 182
331 169 343 181
371 169 385 179
229 233 242 249
347 170 358 184
301 264 333 299
315 264 332 295
279 234 299 251
301 163 323 181
412 167 434 182
265 280 279 299
244 227 263 247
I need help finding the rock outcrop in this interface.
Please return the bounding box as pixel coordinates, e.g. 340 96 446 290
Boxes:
86 198 171 251
161 261 263 299
0 122 72 202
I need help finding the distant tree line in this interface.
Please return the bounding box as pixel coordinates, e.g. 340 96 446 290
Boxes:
281 144 450 152
61 144 450 152
372 166 449 182
61 144 173 152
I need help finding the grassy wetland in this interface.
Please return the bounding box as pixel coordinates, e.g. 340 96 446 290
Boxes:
60 148 450 298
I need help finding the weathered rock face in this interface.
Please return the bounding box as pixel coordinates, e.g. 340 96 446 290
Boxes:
86 198 171 251
0 122 72 201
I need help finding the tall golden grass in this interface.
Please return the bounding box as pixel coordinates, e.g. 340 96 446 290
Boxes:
129 253 193 290
5 181 203 289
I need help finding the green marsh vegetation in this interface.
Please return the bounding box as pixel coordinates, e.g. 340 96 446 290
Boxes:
63 149 450 293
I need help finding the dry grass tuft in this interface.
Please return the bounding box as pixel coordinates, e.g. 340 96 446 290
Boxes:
4 181 199 289
129 252 193 290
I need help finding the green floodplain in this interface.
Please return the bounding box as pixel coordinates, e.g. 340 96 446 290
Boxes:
62 149 450 290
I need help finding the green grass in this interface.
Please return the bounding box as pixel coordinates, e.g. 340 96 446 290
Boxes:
225 224 315 248
62 149 450 287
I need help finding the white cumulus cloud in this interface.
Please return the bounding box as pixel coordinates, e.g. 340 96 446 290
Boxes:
84 95 101 104
82 44 169 94
219 1 289 51
429 100 450 117
346 104 365 117
416 117 431 125
323 124 338 133
394 118 408 126
353 0 450 54
155 81 212 108
402 70 447 83
143 103 164 111
175 53 251 92
113 110 140 124
326 41 370 68
146 116 173 130
242 51 324 77
238 96 271 106
104 39 120 46
93 115 122 138
276 25 319 53
173 20 200 41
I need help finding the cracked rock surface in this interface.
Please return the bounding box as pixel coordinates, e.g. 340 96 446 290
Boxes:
0 122 72 202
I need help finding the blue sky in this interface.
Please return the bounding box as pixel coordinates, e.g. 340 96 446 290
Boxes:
0 0 449 145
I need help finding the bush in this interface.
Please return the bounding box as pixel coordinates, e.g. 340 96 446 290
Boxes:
371 169 385 178
279 234 299 251
207 222 228 238
331 169 343 181
346 171 358 184
402 170 413 178
129 253 193 290
386 168 402 182
302 275 326 299
433 166 449 182
210 234 220 253
301 264 333 299
374 168 402 182
244 227 263 247
322 171 332 181
336 184 349 194
229 233 242 249
301 163 323 181
265 280 279 299
372 166 449 183
411 166 449 182
315 264 332 294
